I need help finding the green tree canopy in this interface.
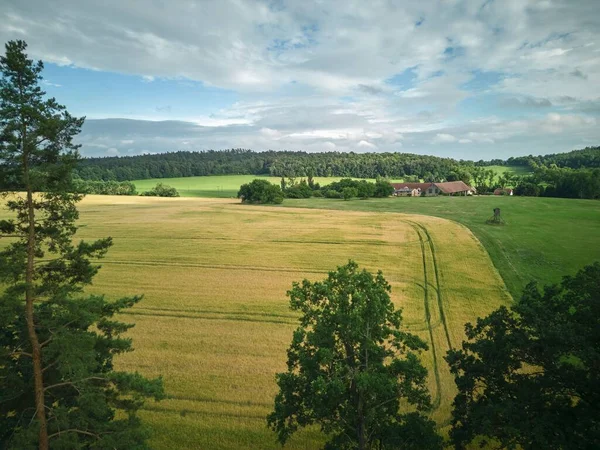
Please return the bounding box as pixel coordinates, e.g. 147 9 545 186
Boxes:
0 40 163 449
446 262 600 450
267 261 442 450
237 179 284 204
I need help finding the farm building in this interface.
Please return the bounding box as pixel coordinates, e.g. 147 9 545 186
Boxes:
392 181 474 196
494 188 513 196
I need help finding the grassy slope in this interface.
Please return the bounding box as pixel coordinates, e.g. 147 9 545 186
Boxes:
132 175 404 198
484 165 531 176
280 196 600 299
63 196 509 449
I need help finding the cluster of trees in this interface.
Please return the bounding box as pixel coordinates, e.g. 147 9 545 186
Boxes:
506 147 600 170
139 182 180 197
269 260 600 449
238 179 284 204
239 177 395 204
73 179 138 195
0 41 162 449
512 166 600 199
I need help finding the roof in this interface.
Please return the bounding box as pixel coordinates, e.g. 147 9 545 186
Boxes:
391 183 433 191
434 181 473 194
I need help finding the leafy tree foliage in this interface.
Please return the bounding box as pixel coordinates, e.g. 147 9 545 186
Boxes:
373 179 395 198
237 179 284 204
268 261 442 450
342 186 358 200
72 150 468 182
73 179 138 195
283 178 313 199
0 40 163 449
446 262 600 450
139 182 179 197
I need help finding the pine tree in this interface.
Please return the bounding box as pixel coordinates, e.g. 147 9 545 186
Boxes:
0 40 163 449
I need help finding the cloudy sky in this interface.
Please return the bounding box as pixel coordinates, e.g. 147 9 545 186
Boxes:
2 0 599 159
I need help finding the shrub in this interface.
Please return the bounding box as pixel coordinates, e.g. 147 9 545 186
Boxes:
140 183 180 197
342 187 358 200
238 179 284 204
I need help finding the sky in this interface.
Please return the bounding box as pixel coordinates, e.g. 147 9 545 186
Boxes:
1 0 599 160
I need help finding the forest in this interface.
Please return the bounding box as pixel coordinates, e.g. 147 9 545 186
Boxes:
72 147 600 200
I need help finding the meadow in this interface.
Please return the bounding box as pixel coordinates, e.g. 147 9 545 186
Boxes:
132 175 403 198
283 196 600 299
136 174 600 300
67 196 511 449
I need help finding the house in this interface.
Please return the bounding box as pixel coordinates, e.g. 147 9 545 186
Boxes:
392 181 474 197
435 181 475 196
494 188 513 196
391 183 429 196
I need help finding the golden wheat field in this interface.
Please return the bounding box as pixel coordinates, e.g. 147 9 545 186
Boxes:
45 196 511 449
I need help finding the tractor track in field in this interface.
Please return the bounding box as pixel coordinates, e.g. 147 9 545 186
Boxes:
120 310 298 326
413 222 453 351
410 222 442 410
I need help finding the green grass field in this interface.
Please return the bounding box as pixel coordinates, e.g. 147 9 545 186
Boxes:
132 175 404 198
484 165 531 177
60 196 511 449
281 196 600 299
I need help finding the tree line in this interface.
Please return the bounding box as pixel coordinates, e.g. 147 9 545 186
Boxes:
74 149 467 181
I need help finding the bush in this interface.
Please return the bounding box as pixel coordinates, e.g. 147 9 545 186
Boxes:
373 179 395 197
140 183 180 197
284 180 313 198
312 190 324 198
342 187 358 200
324 189 342 199
238 179 284 204
73 179 138 195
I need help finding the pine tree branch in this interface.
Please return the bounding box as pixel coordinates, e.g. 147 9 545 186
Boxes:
43 376 108 392
9 351 33 358
48 429 100 440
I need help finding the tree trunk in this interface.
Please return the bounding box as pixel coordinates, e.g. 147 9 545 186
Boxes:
23 137 49 450
358 391 366 450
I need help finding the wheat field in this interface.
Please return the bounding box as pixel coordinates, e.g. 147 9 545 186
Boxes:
45 196 511 448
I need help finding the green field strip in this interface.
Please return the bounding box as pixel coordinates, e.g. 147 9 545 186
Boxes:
165 394 272 409
100 260 329 275
135 306 299 321
142 404 267 421
413 223 454 351
410 222 442 410
121 310 298 326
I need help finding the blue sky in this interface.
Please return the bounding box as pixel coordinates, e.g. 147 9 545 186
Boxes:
2 0 599 159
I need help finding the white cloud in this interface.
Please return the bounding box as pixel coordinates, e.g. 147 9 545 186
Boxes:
1 0 598 158
357 140 378 149
433 133 458 144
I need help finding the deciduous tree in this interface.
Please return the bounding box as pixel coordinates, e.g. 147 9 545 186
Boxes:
268 261 442 450
446 263 600 450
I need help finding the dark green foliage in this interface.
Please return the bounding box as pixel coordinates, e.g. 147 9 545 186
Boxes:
324 189 342 199
0 295 165 448
73 150 468 182
0 40 164 449
342 187 358 200
139 182 179 197
506 146 600 169
73 179 138 195
446 263 600 450
373 179 395 198
514 181 541 197
237 179 283 204
267 261 442 450
284 179 313 199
